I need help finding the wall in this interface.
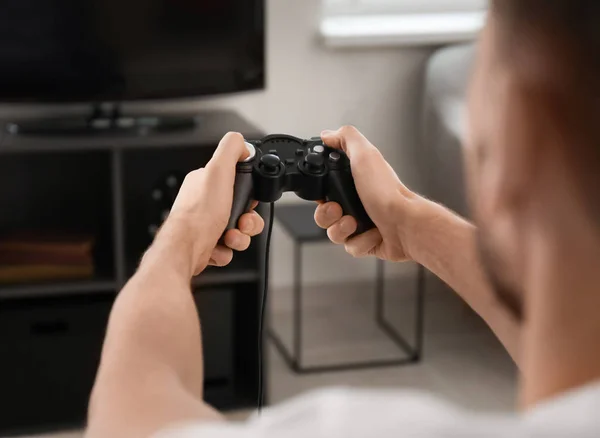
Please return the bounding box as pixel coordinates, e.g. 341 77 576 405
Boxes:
0 0 435 288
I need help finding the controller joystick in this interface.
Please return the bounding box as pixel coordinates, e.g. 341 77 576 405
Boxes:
304 153 325 173
259 154 282 175
225 135 375 236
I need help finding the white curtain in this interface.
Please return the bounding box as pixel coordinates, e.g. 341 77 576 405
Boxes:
324 0 488 15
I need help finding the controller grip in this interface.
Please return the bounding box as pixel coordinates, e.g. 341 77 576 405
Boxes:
327 170 375 236
226 171 254 232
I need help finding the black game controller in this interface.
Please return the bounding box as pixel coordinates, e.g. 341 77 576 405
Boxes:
225 134 375 235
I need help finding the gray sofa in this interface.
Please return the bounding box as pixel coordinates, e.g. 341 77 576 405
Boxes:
422 44 475 217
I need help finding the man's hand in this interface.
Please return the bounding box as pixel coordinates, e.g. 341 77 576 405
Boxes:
161 132 265 276
315 126 418 262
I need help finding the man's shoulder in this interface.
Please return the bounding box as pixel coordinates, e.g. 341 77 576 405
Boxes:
526 381 600 436
155 384 600 438
251 387 464 428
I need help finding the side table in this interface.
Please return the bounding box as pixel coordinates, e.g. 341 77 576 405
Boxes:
269 204 426 374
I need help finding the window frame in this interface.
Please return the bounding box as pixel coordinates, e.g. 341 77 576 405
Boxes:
321 0 488 47
324 0 487 15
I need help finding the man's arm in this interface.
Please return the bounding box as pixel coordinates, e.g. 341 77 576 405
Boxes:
315 127 521 365
406 198 521 362
87 225 220 438
87 133 264 438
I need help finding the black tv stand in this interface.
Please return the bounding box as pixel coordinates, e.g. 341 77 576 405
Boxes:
0 110 266 435
5 103 198 137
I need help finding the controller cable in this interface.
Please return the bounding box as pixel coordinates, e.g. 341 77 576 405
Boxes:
258 202 275 412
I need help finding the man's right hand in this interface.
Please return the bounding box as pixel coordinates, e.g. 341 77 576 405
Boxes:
315 126 420 262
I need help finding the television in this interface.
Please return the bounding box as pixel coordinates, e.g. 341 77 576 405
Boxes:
0 0 265 103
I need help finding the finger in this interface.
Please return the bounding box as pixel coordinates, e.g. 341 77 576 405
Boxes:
208 245 234 267
249 200 259 210
205 132 248 181
314 202 343 229
223 229 252 252
345 228 383 258
238 211 265 237
320 126 376 161
327 216 358 244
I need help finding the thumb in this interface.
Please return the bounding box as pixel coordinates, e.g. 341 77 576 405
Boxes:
206 132 249 180
321 126 376 161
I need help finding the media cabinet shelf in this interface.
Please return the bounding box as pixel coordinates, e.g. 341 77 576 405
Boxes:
0 238 262 299
196 268 260 287
0 270 261 300
0 111 266 435
0 278 117 300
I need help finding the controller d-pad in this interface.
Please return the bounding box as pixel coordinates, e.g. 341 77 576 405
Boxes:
304 152 325 173
260 154 282 175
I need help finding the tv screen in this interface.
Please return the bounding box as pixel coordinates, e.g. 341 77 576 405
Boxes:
0 0 265 102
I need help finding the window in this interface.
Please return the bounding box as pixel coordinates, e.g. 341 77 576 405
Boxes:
324 0 487 15
321 0 488 47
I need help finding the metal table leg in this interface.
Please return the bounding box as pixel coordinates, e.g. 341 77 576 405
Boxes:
269 243 427 373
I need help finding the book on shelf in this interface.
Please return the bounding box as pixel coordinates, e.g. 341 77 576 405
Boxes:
0 264 94 284
0 231 94 256
0 231 96 284
0 250 92 266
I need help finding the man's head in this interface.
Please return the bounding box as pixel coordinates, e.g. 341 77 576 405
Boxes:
466 0 600 319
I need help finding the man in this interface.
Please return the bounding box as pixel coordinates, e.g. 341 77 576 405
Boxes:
87 0 600 436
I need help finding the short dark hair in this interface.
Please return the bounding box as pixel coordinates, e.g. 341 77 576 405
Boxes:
492 0 600 221
492 0 599 76
492 0 600 47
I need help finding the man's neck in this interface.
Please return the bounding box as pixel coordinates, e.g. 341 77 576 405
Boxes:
520 213 600 408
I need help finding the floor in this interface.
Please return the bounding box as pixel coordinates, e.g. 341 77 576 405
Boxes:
17 270 518 438
267 269 517 411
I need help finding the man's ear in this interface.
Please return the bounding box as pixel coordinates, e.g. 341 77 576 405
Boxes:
491 78 544 215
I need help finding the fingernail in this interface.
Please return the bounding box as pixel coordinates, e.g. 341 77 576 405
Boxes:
321 130 334 137
241 216 255 233
340 218 354 234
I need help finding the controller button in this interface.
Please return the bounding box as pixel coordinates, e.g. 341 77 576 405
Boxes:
242 141 256 163
313 145 325 154
285 158 295 165
304 152 325 173
329 152 341 163
268 149 279 155
295 148 305 156
260 154 282 175
310 136 322 141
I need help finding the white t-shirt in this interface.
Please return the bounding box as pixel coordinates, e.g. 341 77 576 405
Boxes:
156 383 600 438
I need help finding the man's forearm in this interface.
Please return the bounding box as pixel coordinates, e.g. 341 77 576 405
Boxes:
98 234 203 394
88 223 219 437
405 198 521 364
